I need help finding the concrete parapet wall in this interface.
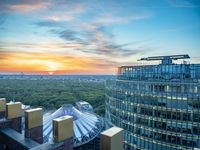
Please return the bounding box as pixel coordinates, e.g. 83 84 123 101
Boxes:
25 108 43 144
100 127 124 150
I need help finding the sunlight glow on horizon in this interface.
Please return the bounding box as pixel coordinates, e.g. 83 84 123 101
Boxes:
0 51 116 74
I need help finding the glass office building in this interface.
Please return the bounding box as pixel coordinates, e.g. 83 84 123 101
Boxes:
105 55 200 150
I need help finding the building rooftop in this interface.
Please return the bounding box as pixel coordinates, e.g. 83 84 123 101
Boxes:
118 55 200 81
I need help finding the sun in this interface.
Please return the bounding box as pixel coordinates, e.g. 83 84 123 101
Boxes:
49 71 54 75
46 61 62 74
47 62 58 71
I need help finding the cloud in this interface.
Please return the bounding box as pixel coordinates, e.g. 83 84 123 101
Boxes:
31 1 152 60
35 20 64 28
79 24 150 57
43 15 74 22
0 41 83 53
37 22 151 60
95 14 151 25
39 2 86 23
54 30 84 42
0 0 49 13
8 2 49 13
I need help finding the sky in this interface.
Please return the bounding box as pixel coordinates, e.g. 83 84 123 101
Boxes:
0 0 200 74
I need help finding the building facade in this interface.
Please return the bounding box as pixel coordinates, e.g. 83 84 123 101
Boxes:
105 55 200 150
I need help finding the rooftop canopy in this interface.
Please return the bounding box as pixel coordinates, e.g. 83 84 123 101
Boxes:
43 104 104 147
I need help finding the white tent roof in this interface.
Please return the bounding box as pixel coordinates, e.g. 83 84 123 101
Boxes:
43 104 104 147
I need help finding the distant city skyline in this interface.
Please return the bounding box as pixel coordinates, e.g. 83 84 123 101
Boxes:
0 0 200 74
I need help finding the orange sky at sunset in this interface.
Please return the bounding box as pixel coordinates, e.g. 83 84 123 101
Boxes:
0 51 116 74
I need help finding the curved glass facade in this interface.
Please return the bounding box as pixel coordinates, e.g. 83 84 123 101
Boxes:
105 63 200 150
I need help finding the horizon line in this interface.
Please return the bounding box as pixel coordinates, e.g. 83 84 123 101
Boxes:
0 72 116 76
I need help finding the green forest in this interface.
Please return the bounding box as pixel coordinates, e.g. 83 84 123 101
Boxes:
0 79 105 116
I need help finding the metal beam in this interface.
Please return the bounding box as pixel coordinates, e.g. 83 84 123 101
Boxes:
139 54 190 61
